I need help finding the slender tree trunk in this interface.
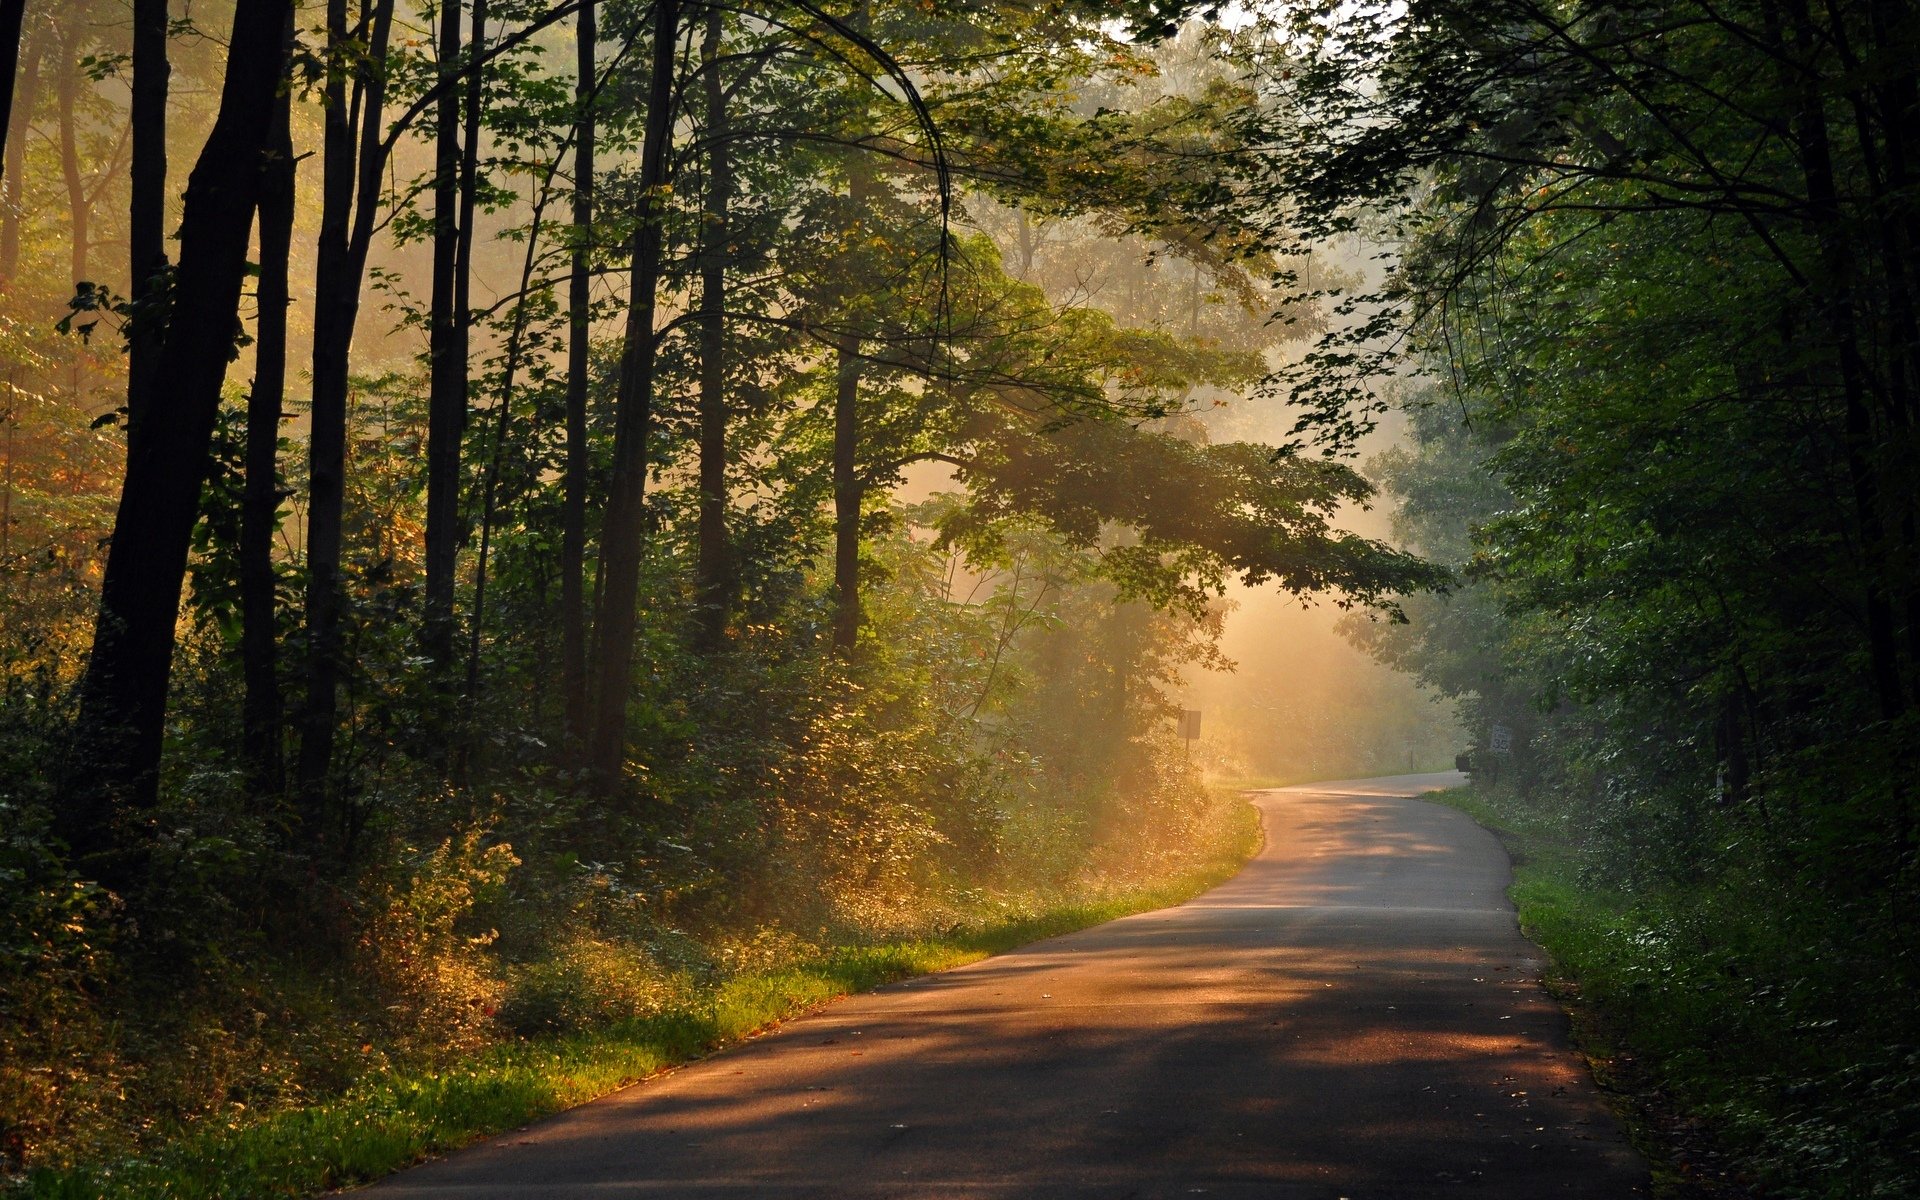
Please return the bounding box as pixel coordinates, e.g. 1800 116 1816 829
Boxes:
830 330 862 654
297 0 397 816
1783 0 1907 720
423 0 466 672
0 18 44 286
241 63 294 799
0 0 26 184
126 0 169 424
829 0 873 656
469 152 565 700
830 182 877 653
1861 0 1920 703
55 21 86 286
587 0 678 783
63 0 295 859
694 3 731 651
560 0 596 754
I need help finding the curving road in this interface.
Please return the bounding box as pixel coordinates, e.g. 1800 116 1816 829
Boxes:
364 773 1646 1198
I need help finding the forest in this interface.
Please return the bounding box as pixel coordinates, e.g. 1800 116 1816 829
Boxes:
0 0 1914 1196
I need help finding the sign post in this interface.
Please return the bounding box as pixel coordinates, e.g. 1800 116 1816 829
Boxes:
1178 709 1202 756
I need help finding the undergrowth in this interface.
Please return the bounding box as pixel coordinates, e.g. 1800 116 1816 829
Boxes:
1433 785 1919 1200
11 795 1258 1200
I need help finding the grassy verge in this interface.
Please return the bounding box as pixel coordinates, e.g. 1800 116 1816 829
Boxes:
1427 785 1920 1200
19 800 1260 1200
1424 785 1724 1197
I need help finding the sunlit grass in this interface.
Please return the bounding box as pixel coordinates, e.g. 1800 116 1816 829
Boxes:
19 801 1259 1200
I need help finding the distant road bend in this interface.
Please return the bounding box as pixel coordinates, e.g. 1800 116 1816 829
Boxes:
365 773 1646 1198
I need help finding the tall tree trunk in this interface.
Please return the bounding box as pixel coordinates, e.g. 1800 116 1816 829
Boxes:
694 3 731 652
55 18 86 287
0 0 26 184
63 0 295 862
423 0 466 672
0 16 44 286
560 0 596 755
126 0 169 424
468 166 560 701
828 0 873 656
1783 0 1907 720
297 0 397 817
457 0 499 707
830 329 862 654
242 61 294 799
830 168 877 655
587 0 678 783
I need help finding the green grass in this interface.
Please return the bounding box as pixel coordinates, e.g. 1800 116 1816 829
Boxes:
1423 786 1722 1192
1425 785 1920 1200
20 803 1260 1200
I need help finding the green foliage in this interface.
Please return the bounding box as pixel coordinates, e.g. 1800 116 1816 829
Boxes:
13 795 1256 1200
0 0 1447 1186
1440 785 1920 1199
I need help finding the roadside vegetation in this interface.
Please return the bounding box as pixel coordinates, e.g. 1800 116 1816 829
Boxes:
0 2 1409 1189
15 792 1256 1200
3 0 1916 1196
1312 0 1920 1186
1436 783 1916 1199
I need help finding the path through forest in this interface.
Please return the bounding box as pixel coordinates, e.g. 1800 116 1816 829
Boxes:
361 773 1645 1198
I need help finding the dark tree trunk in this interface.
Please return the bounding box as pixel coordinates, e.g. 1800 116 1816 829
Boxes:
830 163 878 655
467 173 557 702
0 0 26 185
55 18 86 286
694 3 731 652
423 0 466 672
0 16 45 286
241 65 294 799
560 0 595 756
1782 0 1908 720
830 330 861 654
126 0 169 424
63 0 295 860
297 0 396 816
587 0 678 783
828 0 874 656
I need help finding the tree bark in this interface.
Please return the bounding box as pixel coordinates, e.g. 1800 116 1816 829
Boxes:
829 0 874 656
55 16 86 287
830 328 862 654
242 61 295 800
297 0 397 816
587 0 678 783
64 0 295 857
694 3 731 652
0 0 26 185
468 168 559 701
126 0 169 424
829 216 879 651
423 0 466 672
0 15 44 286
1782 0 1906 719
560 0 596 755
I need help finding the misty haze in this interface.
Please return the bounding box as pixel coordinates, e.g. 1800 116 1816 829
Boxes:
0 2 1911 1197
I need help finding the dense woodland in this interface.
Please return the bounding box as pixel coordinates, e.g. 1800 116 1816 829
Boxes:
0 0 1914 1195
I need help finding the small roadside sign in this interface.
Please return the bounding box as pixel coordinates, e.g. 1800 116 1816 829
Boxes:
1178 709 1202 741
1489 724 1514 755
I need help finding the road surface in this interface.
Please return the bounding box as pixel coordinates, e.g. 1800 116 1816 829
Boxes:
363 772 1646 1198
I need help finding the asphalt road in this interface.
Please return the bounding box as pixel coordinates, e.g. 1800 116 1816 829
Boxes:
363 772 1646 1199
